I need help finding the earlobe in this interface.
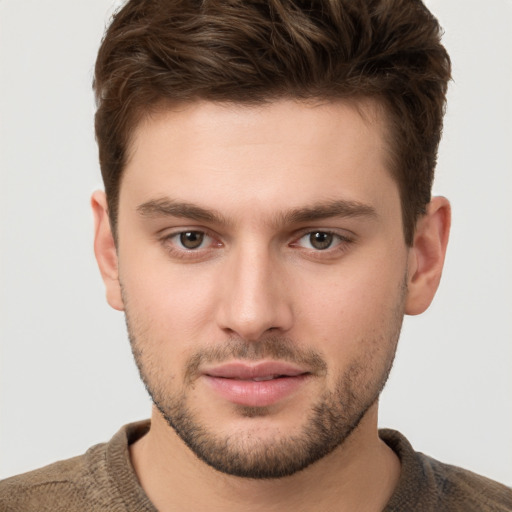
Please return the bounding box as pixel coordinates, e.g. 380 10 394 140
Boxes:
91 190 124 311
405 196 451 316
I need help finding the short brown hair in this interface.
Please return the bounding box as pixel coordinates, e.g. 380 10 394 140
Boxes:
94 0 451 245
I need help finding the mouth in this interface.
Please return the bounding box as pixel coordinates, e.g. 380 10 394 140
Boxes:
201 361 311 407
237 375 293 382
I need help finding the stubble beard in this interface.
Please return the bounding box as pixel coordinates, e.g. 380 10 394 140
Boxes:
123 286 405 480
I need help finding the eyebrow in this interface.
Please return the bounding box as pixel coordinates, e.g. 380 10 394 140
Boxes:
281 200 377 224
137 198 228 224
137 198 377 226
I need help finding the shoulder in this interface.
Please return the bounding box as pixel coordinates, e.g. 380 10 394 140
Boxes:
0 443 116 512
381 429 512 512
0 421 152 512
423 453 512 511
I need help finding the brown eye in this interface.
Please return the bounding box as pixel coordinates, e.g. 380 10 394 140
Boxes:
179 231 205 249
309 232 334 250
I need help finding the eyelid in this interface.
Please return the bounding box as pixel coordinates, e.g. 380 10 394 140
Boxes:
158 227 223 259
158 225 217 240
289 229 356 257
291 227 355 243
171 230 211 250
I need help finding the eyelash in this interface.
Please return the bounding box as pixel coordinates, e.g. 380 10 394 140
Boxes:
159 229 354 261
292 230 353 252
160 229 221 260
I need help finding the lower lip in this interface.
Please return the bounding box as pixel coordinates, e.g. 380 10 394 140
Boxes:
203 375 309 407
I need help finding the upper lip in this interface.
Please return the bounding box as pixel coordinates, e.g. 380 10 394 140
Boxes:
203 361 310 380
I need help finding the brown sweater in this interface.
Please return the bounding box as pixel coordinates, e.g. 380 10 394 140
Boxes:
1 421 510 511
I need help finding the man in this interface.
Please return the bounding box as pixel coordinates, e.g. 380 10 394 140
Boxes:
1 0 510 510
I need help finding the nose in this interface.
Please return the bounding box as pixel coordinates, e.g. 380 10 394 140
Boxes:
215 243 294 341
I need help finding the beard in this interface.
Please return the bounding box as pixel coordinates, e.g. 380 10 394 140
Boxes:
123 284 405 480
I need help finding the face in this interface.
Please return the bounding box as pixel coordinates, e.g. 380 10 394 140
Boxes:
107 100 412 478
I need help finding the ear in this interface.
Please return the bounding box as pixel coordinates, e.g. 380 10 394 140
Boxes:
405 196 451 315
91 190 124 311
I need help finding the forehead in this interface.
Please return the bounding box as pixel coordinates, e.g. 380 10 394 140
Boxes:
120 99 399 222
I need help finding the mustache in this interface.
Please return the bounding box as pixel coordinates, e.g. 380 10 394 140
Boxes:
184 335 327 383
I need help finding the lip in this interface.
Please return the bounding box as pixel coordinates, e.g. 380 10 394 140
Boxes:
202 361 311 407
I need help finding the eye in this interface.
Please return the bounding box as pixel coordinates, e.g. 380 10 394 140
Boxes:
290 230 355 257
297 231 340 250
307 232 334 250
159 229 222 261
177 231 207 250
170 230 216 250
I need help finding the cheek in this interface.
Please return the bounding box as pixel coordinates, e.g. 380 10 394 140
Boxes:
119 253 220 352
292 257 406 362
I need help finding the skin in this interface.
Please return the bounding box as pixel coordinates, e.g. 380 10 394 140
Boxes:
92 99 450 512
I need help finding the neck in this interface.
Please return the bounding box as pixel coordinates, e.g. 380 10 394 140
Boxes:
130 404 401 512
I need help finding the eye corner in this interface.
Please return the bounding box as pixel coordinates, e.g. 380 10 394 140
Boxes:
288 229 356 260
157 228 224 262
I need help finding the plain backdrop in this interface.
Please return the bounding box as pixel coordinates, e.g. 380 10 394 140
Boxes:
1 0 511 485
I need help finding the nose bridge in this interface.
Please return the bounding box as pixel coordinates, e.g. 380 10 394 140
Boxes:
216 239 292 340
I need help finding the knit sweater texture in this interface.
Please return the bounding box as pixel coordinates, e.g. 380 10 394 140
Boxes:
1 421 511 511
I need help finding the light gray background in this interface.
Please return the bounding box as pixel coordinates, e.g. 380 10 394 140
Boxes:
1 0 511 485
